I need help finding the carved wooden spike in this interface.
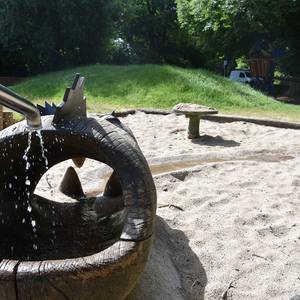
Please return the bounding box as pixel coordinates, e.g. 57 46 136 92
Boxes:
53 74 87 125
104 172 123 197
59 166 85 199
92 172 124 218
72 157 86 168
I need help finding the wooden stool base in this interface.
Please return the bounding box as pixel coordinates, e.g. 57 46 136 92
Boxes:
188 116 200 139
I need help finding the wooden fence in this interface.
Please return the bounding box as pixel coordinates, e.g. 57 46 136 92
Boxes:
249 57 274 80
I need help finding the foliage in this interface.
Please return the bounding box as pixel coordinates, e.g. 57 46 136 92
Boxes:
0 0 299 76
115 0 203 66
0 0 114 75
12 64 300 121
235 56 249 69
277 3 300 74
176 0 300 73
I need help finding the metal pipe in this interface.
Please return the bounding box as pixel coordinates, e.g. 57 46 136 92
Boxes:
0 84 41 129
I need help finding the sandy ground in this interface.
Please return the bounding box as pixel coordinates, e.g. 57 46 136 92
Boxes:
37 112 300 299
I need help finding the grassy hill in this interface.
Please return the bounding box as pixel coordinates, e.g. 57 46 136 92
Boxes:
12 64 300 121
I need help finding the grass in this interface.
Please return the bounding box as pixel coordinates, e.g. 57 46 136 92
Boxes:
11 64 300 122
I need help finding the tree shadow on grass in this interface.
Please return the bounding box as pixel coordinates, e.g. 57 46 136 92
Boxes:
191 134 240 148
128 216 207 300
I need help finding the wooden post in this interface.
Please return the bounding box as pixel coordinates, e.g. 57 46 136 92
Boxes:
3 112 14 128
187 115 201 139
0 107 14 130
0 106 3 130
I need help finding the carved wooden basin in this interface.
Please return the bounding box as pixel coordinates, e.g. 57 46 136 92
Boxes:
0 115 156 300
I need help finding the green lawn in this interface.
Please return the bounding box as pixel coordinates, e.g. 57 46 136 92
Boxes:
12 64 300 121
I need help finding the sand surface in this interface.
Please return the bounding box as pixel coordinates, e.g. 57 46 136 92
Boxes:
36 112 300 299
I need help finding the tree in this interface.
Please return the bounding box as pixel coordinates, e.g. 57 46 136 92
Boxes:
176 0 300 72
0 0 114 75
115 0 203 66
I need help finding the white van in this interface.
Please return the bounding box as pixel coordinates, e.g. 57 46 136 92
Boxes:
229 70 254 84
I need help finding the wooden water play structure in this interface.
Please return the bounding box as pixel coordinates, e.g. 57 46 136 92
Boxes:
0 75 157 299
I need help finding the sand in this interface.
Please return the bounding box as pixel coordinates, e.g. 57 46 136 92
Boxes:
36 112 300 299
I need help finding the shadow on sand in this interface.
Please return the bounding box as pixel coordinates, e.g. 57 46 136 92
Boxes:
192 134 240 147
128 216 207 300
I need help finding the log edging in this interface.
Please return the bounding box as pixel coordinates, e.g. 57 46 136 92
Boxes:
112 108 300 130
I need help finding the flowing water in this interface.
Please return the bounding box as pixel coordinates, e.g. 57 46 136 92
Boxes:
150 154 295 175
36 130 49 170
2 129 124 261
35 130 57 244
21 130 39 251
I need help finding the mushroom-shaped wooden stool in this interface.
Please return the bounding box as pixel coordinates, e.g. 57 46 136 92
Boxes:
173 103 218 139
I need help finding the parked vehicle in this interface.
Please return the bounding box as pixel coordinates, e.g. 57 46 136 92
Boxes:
229 69 255 84
229 69 265 90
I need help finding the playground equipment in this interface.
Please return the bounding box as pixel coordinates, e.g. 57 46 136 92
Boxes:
173 103 218 139
0 75 156 299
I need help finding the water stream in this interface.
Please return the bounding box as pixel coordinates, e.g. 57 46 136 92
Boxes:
5 130 122 261
22 131 38 251
150 154 294 176
36 130 49 170
21 129 51 252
